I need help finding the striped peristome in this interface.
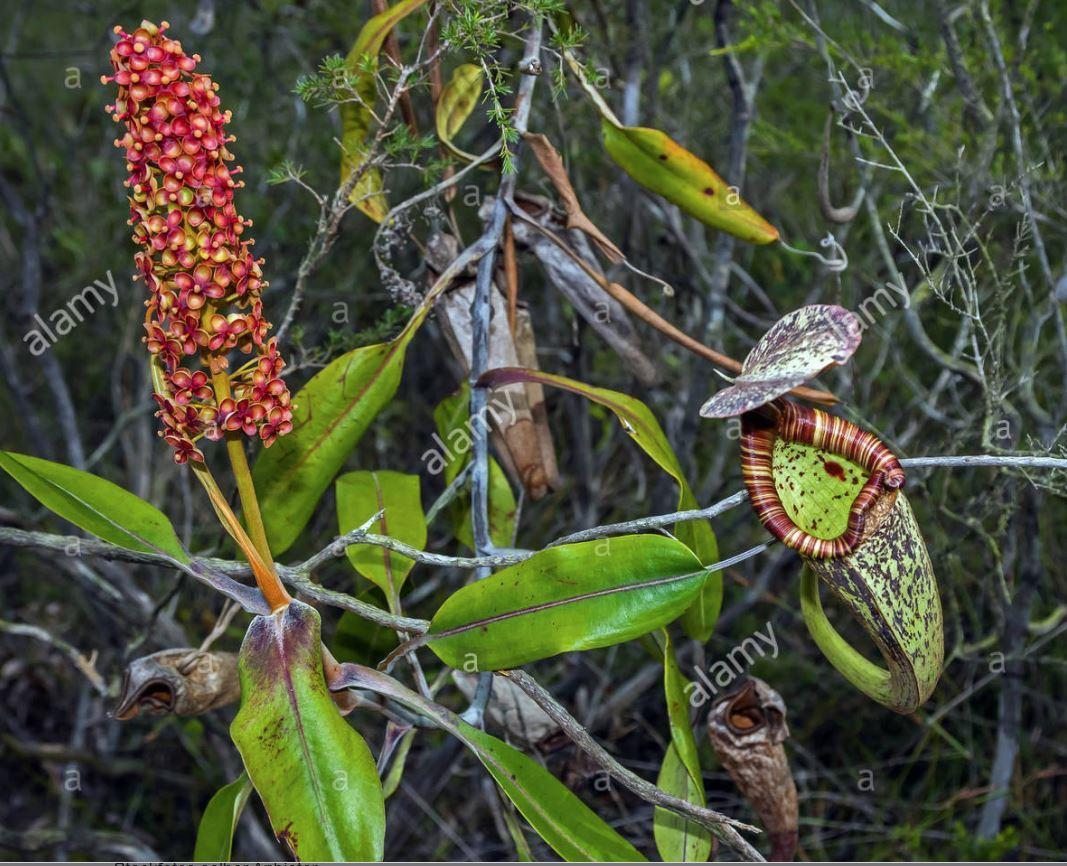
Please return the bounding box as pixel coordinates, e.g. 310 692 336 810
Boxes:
741 403 905 559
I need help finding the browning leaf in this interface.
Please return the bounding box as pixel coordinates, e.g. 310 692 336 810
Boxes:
339 0 431 221
601 121 779 245
509 197 659 386
436 63 484 159
435 279 557 500
524 132 624 263
512 305 562 492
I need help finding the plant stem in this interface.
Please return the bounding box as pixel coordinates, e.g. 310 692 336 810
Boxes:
198 350 291 611
191 459 291 611
223 431 274 569
205 360 272 559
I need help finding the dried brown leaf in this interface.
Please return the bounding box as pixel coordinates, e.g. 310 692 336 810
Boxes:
524 132 624 263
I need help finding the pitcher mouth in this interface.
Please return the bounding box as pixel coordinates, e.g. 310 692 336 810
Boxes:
113 674 176 719
740 402 905 559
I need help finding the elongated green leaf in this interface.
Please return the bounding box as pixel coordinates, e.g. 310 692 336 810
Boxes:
436 63 483 158
340 0 430 221
332 664 646 862
652 632 710 861
478 369 720 641
336 470 426 597
231 600 385 860
601 120 779 244
381 727 416 799
431 385 517 549
194 773 252 860
658 631 702 789
500 795 536 861
420 535 705 670
654 744 712 862
254 310 427 555
462 722 644 861
0 451 187 561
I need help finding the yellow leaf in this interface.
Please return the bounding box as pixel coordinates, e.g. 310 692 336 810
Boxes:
339 0 430 222
436 63 483 149
601 120 779 244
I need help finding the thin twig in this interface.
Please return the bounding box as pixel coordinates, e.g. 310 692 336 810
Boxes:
0 618 107 695
501 668 766 860
899 455 1067 470
470 22 544 555
1 452 1061 627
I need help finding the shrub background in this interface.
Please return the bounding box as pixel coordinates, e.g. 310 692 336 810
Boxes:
1 0 1065 859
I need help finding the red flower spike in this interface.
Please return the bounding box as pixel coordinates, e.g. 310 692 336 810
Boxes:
105 20 292 463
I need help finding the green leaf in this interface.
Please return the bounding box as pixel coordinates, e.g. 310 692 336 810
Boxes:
462 722 644 861
436 63 483 158
231 600 385 860
420 535 706 670
652 632 710 861
659 631 702 790
332 664 646 862
600 120 779 244
0 450 187 561
478 369 720 641
700 305 862 419
653 744 712 862
432 385 517 549
381 727 416 799
336 470 426 597
254 310 427 556
340 0 430 221
193 773 252 860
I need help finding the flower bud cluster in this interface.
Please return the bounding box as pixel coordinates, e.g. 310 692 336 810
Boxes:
104 21 292 462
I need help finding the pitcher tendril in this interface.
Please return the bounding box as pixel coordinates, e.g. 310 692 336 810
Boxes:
103 20 293 465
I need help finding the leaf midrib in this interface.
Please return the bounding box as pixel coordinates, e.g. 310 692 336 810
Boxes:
271 621 339 859
431 565 707 643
